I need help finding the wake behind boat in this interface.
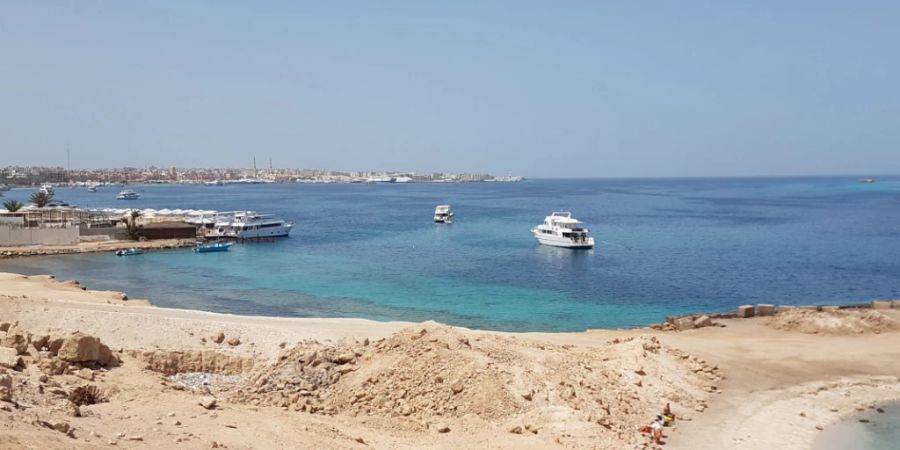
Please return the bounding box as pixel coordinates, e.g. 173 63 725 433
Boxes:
532 212 595 249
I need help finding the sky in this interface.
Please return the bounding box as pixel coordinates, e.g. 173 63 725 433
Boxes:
1 1 898 177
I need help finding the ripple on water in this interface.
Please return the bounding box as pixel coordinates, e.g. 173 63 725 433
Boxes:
814 403 900 450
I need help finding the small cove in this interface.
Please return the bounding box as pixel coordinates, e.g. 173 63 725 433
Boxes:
814 402 900 450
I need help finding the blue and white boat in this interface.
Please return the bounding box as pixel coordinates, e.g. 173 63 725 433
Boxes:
193 242 233 253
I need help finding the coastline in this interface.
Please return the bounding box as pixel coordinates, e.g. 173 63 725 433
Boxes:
0 271 899 449
0 239 195 259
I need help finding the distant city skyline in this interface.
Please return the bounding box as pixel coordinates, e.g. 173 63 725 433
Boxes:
1 2 898 177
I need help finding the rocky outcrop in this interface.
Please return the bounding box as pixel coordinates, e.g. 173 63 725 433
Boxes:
1 327 31 355
55 333 117 366
133 350 254 376
0 372 12 401
0 347 23 370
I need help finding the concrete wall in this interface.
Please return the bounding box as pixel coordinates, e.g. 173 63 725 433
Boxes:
0 224 80 246
79 226 128 240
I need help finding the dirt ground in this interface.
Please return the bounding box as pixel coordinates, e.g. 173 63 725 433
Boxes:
1 272 899 449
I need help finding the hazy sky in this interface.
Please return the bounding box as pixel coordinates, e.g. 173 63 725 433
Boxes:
1 2 898 177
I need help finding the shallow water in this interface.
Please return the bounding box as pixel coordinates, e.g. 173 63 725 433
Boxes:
814 403 900 450
1 177 899 331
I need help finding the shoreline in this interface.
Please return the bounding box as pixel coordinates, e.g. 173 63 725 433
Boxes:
0 239 195 259
1 271 899 448
813 401 900 450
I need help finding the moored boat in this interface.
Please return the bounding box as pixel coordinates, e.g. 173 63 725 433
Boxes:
115 248 144 256
193 242 233 253
206 211 294 239
532 212 595 249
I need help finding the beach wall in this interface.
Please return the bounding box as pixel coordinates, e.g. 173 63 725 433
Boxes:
79 226 128 240
0 224 80 246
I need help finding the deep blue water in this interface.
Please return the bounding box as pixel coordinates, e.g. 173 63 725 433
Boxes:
1 177 899 331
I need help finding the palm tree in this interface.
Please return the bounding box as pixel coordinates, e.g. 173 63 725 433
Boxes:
3 200 23 212
125 209 143 241
30 191 54 208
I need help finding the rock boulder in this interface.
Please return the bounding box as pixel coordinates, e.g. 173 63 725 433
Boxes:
0 348 23 370
736 305 755 318
56 333 117 366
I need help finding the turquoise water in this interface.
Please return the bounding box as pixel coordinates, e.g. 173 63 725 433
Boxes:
1 177 899 331
815 403 900 450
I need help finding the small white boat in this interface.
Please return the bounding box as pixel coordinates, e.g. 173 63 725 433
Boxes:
204 180 224 186
115 248 144 256
532 212 595 249
859 178 876 184
88 185 98 192
433 205 454 224
116 189 140 200
38 183 54 195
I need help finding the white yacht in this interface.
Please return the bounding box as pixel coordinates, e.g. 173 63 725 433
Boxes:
207 211 294 239
433 205 454 223
532 212 595 249
38 183 54 195
116 189 140 200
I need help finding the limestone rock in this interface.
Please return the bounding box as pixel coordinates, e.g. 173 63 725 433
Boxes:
77 368 95 381
199 396 217 410
693 315 712 328
0 329 30 355
0 373 12 402
673 316 695 331
736 305 755 318
38 357 69 375
32 334 50 351
57 333 116 366
435 423 450 433
756 304 776 316
872 300 892 310
0 348 22 370
227 337 241 346
212 332 225 344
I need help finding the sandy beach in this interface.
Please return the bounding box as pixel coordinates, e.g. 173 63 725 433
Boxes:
0 272 899 449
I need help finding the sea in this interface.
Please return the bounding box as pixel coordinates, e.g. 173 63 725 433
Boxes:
814 403 900 450
1 177 899 332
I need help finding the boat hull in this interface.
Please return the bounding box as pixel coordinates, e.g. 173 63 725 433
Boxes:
207 225 293 239
194 244 232 253
533 232 595 249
